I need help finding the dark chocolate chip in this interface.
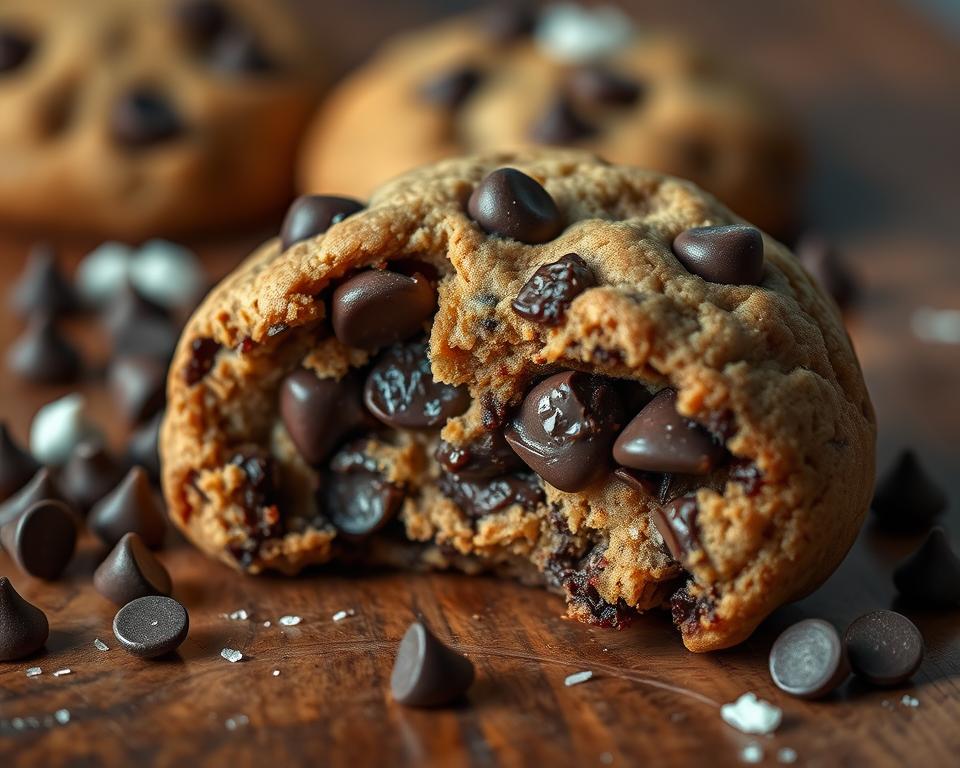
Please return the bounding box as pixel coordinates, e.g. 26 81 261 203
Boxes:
467 168 563 244
322 441 404 539
391 620 475 707
94 532 172 606
280 195 365 251
504 371 624 492
88 467 166 549
0 28 33 73
208 27 273 74
529 96 596 145
127 412 163 481
113 595 188 659
0 468 68 527
437 471 544 518
435 431 524 480
364 340 470 429
795 235 856 309
332 270 436 351
568 67 643 107
0 500 77 580
844 610 924 687
183 337 220 385
6 314 83 384
0 423 40 501
893 527 960 607
651 493 699 562
511 253 596 325
872 450 946 533
484 3 536 44
613 466 664 498
613 388 723 475
60 441 125 514
0 577 48 661
279 369 372 465
111 88 183 148
172 0 230 47
769 618 850 699
108 356 166 425
419 65 483 110
671 225 764 285
11 243 79 318
104 283 179 363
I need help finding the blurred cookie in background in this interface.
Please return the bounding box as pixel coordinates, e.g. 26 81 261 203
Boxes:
0 0 325 240
300 3 803 237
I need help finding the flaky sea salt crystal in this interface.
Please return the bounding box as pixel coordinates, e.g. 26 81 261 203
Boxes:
263 621 271 628
25 667 42 677
94 638 109 652
228 609 250 621
272 670 280 677
278 615 301 626
221 648 244 663
52 669 72 677
741 744 763 764
54 709 71 725
225 714 249 731
778 748 798 764
332 609 355 622
564 670 593 687
721 692 782 735
901 694 920 708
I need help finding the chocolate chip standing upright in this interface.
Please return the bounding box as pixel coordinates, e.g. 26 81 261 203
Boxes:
108 355 167 424
332 270 436 350
113 595 189 658
1 500 78 580
0 467 68 527
88 466 166 549
795 235 856 309
468 168 564 244
871 450 946 532
94 532 173 606
893 527 960 607
279 195 365 250
11 243 79 318
104 283 180 363
0 422 40 501
7 314 83 384
844 610 924 687
127 412 163 480
769 618 850 699
671 224 764 285
391 621 475 707
0 577 49 661
60 441 125 514
512 253 596 325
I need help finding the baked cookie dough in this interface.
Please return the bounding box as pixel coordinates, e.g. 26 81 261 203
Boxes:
0 0 323 238
161 150 874 652
300 4 802 237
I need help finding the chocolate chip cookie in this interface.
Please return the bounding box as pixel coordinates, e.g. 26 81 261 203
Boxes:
161 150 874 652
0 0 323 238
300 4 802 237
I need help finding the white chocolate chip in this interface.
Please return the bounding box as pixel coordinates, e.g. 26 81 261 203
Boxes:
535 3 633 63
30 394 101 465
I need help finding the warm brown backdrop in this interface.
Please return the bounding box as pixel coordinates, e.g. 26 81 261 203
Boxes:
2 1 959 766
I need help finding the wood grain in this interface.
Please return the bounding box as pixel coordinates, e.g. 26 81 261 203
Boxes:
2 1 960 766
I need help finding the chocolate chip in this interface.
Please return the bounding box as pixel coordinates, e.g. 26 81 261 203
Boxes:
279 369 372 465
613 466 664 498
88 467 166 549
769 619 850 699
208 27 273 74
0 468 68 527
529 96 596 145
111 88 183 148
872 450 946 533
332 270 436 351
94 532 173 606
0 577 48 661
108 356 166 425
671 225 764 285
438 471 544 517
511 253 596 325
113 595 188 659
183 337 220 386
0 28 33 73
468 168 563 244
795 235 856 309
484 4 536 44
436 432 524 480
60 441 125 514
0 500 77 580
568 67 643 107
613 388 723 474
652 494 699 562
364 340 470 429
0 423 40 501
11 243 79 318
6 314 83 384
391 621 475 707
127 413 163 480
419 66 483 110
844 610 924 687
173 0 230 47
104 283 179 363
504 371 624 492
322 442 404 539
893 527 960 607
280 195 365 250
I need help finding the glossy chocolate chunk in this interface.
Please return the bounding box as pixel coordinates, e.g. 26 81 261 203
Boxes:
420 65 483 109
613 388 723 475
795 235 856 309
322 442 404 539
1 500 77 580
893 527 960 607
0 28 33 73
652 494 699 562
769 619 850 699
94 532 173 606
0 468 68 527
671 225 764 285
209 27 273 74
0 577 48 661
7 314 83 384
391 621 475 707
127 412 163 480
60 441 125 514
529 96 596 145
183 337 220 385
872 450 946 533
111 88 183 148
0 423 40 501
436 431 524 480
280 195 365 250
504 371 624 492
438 471 544 518
332 270 436 350
173 0 230 47
468 168 563 244
364 341 470 429
108 356 166 424
113 595 188 658
568 66 643 107
279 369 371 465
512 253 596 325
844 610 924 687
12 244 79 318
88 467 166 549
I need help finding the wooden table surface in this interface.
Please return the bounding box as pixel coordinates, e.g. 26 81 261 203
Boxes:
2 1 959 766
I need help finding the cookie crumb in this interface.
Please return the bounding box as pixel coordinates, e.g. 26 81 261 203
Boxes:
221 648 244 663
721 692 782 735
94 638 109 652
564 670 593 687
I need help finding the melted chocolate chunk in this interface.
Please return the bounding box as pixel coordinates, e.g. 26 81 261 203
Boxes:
652 494 699 562
419 66 483 110
511 253 596 325
670 585 716 635
183 337 220 385
437 471 544 518
468 168 563 244
435 431 523 480
332 270 436 351
671 225 764 285
322 441 404 539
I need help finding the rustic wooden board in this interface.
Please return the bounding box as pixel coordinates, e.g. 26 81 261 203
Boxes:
2 1 959 766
